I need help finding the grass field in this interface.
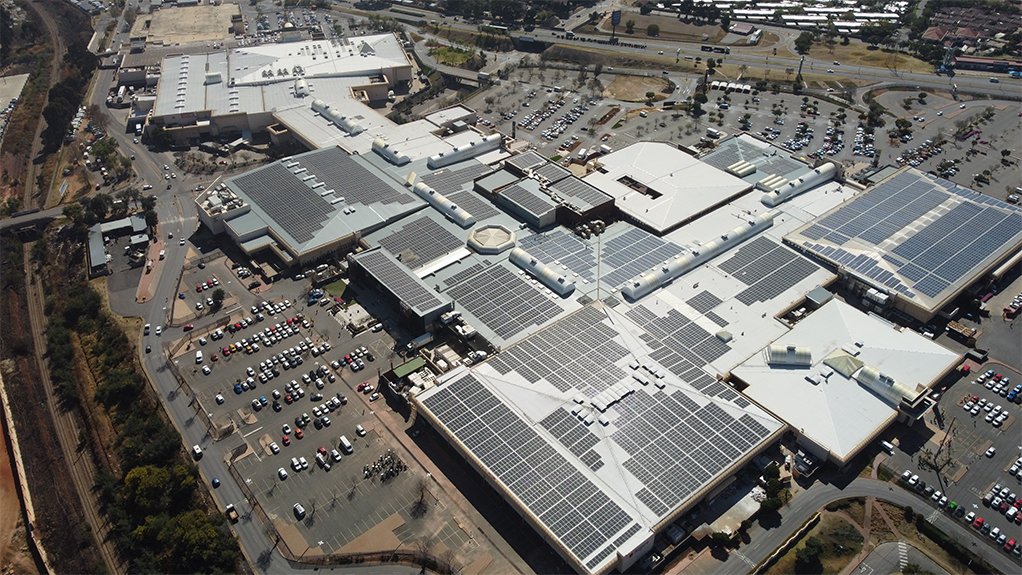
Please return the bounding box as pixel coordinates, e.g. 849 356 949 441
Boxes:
323 278 349 299
433 45 472 67
597 13 726 43
775 40 933 74
604 76 671 102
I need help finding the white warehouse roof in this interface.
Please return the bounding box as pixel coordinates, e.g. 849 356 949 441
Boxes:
734 299 960 465
584 142 752 234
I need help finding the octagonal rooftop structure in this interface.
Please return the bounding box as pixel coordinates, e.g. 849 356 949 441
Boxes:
468 224 515 254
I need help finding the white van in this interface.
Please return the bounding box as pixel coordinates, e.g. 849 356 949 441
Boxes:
339 435 353 454
880 440 895 455
195 350 203 364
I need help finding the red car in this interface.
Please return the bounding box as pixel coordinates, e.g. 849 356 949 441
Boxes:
281 435 291 446
295 429 304 440
317 446 328 457
1005 537 1016 552
994 373 1003 382
211 354 219 362
356 382 366 392
195 284 203 293
183 324 194 332
284 394 293 404
973 516 985 528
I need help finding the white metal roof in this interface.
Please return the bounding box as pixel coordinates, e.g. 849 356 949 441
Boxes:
583 142 752 234
734 299 960 464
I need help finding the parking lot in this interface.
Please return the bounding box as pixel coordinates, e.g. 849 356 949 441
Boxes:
886 359 1022 562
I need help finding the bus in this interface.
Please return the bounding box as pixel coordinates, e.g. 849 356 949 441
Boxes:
700 45 714 52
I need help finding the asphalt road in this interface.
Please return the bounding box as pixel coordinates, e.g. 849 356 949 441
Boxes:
854 541 951 575
716 477 1021 575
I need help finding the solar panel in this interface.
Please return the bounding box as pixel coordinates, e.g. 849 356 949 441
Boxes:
518 230 596 280
534 162 572 184
446 189 500 221
549 177 614 212
792 170 1022 305
294 147 418 207
628 305 731 381
443 261 490 287
353 250 448 314
420 161 492 192
500 182 558 221
717 237 819 304
487 306 628 394
505 151 547 173
445 265 563 341
377 215 464 267
601 227 685 287
687 290 723 314
419 374 636 565
234 163 334 244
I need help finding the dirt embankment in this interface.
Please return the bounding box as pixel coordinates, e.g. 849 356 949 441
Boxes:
0 237 104 573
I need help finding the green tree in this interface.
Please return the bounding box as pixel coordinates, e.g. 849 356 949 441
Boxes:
645 91 656 101
646 23 660 37
640 2 653 15
760 496 783 512
794 536 824 574
144 209 159 229
63 202 85 224
794 31 815 55
211 288 226 311
140 195 157 211
625 19 635 34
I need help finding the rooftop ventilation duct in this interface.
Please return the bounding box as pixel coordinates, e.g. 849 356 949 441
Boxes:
765 344 812 367
427 133 501 169
372 138 411 166
310 99 365 135
622 210 777 300
509 247 576 296
411 182 475 228
761 162 837 207
726 160 757 178
855 366 922 407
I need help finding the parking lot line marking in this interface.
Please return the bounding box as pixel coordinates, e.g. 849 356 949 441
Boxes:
243 426 264 438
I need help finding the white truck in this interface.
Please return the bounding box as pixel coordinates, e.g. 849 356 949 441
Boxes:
405 332 434 352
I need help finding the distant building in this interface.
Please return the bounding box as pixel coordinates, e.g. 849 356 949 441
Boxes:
951 55 1022 73
729 22 756 35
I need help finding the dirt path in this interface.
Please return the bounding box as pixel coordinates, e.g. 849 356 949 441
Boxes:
22 247 122 574
19 0 65 211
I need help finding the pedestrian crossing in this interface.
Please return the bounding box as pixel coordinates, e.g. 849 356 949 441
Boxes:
897 541 909 569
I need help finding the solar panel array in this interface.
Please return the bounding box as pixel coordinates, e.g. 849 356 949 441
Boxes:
420 373 639 565
701 139 804 180
294 148 417 207
446 265 562 340
794 170 1022 301
540 408 604 472
549 178 614 212
500 182 558 220
601 227 685 287
627 305 733 399
717 237 819 305
446 189 501 221
420 161 492 192
354 250 448 314
442 261 490 288
535 162 572 184
505 151 547 173
377 215 464 267
613 389 777 516
488 306 628 395
234 163 335 243
518 230 596 280
687 290 723 314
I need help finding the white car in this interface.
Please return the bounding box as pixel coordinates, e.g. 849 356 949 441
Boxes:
356 424 366 437
215 393 225 404
155 326 162 336
269 442 280 454
986 447 997 458
278 467 289 480
201 365 212 375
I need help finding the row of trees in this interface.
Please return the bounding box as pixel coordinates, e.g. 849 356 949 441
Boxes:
37 229 240 572
41 42 98 153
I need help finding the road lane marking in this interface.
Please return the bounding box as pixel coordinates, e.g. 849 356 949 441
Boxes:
243 426 263 438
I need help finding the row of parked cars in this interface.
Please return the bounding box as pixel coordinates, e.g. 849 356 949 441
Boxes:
901 466 1022 557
